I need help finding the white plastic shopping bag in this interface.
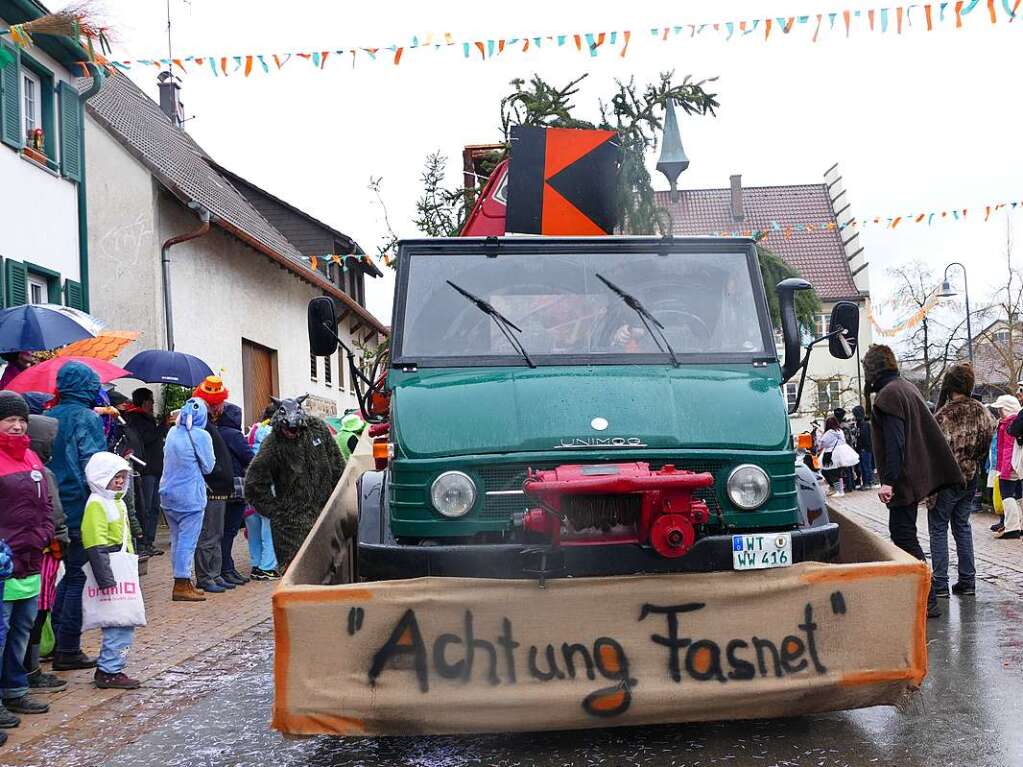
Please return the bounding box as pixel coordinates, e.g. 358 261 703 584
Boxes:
1012 438 1023 479
82 514 146 631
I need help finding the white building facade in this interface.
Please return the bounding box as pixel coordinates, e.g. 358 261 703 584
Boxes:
0 5 92 311
85 71 385 426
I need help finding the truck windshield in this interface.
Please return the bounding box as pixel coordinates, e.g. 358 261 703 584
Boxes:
399 250 768 362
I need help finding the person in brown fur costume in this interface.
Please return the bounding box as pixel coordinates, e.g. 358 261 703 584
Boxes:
929 363 994 598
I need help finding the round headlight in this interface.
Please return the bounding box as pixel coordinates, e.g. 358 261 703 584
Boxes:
430 471 477 518
727 465 771 510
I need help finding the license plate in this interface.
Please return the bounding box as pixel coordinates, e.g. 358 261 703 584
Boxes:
731 532 793 570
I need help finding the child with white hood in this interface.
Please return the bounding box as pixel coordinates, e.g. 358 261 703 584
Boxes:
82 452 140 689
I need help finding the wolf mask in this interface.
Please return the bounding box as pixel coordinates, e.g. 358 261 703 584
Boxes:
271 395 309 436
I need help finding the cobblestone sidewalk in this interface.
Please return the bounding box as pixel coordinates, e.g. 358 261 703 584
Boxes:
0 531 274 756
829 490 1023 596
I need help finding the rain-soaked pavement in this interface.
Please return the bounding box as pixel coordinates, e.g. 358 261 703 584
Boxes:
68 581 1019 767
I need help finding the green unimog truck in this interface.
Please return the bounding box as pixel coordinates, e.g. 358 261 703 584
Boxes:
310 234 858 582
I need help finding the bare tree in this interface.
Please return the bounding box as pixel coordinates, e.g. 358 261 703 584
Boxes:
973 218 1023 393
887 261 965 401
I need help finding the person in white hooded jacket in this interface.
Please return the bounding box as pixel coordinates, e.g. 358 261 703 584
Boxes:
81 452 140 690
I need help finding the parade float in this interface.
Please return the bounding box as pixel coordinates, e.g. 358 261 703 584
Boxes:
272 124 927 736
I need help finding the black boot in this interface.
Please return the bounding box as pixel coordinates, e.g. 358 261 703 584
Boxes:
52 651 97 671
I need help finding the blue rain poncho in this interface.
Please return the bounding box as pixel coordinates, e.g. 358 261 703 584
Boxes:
159 398 215 513
48 362 107 529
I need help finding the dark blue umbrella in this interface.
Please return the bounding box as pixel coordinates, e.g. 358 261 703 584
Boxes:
123 350 214 388
0 304 97 353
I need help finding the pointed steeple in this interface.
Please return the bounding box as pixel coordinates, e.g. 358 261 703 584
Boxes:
656 100 689 202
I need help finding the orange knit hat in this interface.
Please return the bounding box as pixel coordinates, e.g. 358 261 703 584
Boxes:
193 375 229 405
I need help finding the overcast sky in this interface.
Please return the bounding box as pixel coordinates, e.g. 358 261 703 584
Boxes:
72 0 1022 333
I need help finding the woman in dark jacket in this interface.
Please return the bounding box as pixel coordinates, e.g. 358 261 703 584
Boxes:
0 392 55 722
217 403 254 585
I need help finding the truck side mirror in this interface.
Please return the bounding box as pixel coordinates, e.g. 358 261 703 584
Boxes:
828 301 859 360
776 278 812 382
308 297 339 356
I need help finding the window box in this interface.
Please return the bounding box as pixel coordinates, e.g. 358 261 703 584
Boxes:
22 145 46 164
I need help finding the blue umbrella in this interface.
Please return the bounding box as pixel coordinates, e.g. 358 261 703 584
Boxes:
0 304 97 353
123 350 214 388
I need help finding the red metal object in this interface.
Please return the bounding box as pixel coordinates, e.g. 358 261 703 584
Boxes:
522 463 713 558
460 160 508 236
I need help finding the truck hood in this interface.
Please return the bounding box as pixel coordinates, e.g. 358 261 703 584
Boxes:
391 365 789 459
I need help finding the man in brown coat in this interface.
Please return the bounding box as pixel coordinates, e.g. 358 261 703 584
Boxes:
863 345 963 618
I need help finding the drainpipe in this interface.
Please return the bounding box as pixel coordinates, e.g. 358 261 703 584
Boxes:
161 202 211 351
77 63 106 312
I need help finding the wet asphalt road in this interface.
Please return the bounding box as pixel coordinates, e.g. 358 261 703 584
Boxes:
96 581 1023 767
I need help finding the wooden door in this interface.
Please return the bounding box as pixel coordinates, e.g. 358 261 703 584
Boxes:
242 339 278 428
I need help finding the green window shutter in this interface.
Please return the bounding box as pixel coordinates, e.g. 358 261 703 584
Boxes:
58 81 82 182
5 260 27 307
64 278 84 310
0 40 21 150
46 275 62 304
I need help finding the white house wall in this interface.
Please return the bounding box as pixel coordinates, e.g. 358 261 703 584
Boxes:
84 114 162 350
86 118 364 423
159 195 359 425
0 147 80 278
0 28 81 284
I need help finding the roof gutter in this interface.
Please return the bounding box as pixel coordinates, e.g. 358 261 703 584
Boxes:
76 63 105 312
161 203 212 351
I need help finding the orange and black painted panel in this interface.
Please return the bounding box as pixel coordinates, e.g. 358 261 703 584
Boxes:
506 126 618 236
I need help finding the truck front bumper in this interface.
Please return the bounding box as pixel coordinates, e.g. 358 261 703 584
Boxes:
358 522 839 581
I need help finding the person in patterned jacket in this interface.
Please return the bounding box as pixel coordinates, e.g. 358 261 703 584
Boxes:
928 363 995 598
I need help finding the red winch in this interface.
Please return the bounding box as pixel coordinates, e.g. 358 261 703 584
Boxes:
521 463 714 558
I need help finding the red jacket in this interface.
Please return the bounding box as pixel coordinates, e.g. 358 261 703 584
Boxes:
996 417 1018 480
0 432 55 579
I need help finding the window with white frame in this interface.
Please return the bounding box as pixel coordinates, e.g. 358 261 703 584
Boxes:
22 70 41 142
993 329 1010 343
814 313 830 338
816 379 842 415
309 353 318 382
323 355 332 387
785 382 799 411
28 274 47 305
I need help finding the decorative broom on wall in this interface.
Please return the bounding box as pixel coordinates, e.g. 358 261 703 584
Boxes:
1 2 112 68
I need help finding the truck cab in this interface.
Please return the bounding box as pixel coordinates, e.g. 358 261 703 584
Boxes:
312 235 855 582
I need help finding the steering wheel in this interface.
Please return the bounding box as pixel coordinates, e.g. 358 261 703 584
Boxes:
648 305 711 342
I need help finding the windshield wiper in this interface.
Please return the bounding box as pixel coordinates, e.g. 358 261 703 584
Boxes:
595 273 680 367
446 281 535 368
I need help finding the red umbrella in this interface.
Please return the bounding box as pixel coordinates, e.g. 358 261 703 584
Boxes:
4 356 129 394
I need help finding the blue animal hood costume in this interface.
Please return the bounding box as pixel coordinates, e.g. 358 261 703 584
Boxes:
48 362 106 529
160 398 215 513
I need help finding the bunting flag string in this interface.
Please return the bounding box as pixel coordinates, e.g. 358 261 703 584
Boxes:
867 293 942 337
302 196 1021 276
82 1 1023 76
707 197 1023 240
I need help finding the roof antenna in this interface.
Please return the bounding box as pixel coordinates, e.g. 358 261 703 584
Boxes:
158 0 189 128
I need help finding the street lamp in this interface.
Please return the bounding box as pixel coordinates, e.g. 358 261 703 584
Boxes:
938 262 973 364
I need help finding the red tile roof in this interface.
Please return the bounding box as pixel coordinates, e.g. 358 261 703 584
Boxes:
655 184 861 301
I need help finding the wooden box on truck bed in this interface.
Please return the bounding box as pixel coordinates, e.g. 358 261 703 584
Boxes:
273 443 927 737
